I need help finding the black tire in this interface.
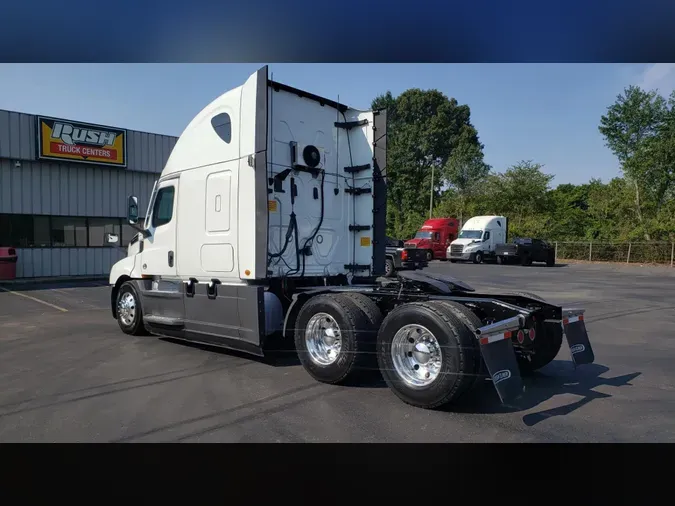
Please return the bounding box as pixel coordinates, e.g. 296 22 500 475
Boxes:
426 300 487 390
510 291 563 374
376 301 480 409
546 252 555 267
341 292 383 329
341 292 383 370
116 281 149 336
473 251 483 264
426 250 433 261
450 259 458 263
384 258 395 277
497 255 504 265
521 255 532 266
295 294 374 384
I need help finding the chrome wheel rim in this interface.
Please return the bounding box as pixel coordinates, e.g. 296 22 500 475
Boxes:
391 324 442 387
118 291 136 326
305 312 342 365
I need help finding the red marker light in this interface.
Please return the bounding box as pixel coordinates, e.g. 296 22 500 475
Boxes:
529 327 536 341
517 330 525 344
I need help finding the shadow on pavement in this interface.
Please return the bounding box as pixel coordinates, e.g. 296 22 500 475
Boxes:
426 261 568 268
158 336 303 368
448 361 641 425
161 336 388 388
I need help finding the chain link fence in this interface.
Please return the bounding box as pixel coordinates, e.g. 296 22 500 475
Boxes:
554 241 675 266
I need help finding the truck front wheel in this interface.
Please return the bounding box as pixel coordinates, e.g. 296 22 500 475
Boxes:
426 250 433 261
295 294 375 385
384 258 395 277
473 251 483 264
116 281 149 336
376 301 479 409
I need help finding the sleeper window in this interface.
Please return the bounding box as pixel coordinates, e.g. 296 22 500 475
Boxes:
211 113 232 144
152 186 175 228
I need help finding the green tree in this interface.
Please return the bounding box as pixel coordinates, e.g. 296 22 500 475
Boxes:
443 130 490 227
599 85 668 237
546 183 591 240
372 88 483 239
585 178 633 241
479 160 553 238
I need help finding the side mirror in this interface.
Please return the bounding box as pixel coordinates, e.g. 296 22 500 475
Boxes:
127 195 139 225
105 233 120 245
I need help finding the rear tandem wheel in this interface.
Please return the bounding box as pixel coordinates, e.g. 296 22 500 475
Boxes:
294 293 378 385
376 301 481 409
510 291 564 374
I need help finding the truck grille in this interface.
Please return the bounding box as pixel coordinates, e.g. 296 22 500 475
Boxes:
450 245 464 255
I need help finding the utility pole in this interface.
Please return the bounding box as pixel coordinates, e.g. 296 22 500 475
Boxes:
429 164 434 218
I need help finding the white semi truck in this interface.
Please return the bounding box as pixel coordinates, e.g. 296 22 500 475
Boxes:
448 215 508 264
106 66 595 409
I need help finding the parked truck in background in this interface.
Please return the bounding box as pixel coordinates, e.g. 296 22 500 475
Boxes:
495 238 556 266
404 218 459 261
385 237 428 277
105 66 595 410
447 215 508 264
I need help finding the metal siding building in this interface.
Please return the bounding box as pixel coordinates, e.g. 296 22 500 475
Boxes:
0 109 178 278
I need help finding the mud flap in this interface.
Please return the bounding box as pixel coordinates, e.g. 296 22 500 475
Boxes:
563 312 594 367
479 336 524 405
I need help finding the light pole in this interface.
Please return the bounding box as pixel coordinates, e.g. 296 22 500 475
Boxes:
429 164 434 218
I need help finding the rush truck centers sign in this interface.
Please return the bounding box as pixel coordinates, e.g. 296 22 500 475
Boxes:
37 116 127 167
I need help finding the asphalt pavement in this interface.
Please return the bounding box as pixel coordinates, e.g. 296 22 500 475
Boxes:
1 262 674 442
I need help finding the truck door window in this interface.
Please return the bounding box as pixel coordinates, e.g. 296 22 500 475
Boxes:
433 232 440 241
483 231 490 241
151 186 175 228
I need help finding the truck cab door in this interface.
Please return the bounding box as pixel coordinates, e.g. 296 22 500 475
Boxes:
532 239 545 261
483 230 491 253
432 231 442 257
141 178 178 278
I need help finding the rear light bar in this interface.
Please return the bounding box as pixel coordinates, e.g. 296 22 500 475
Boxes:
475 314 525 343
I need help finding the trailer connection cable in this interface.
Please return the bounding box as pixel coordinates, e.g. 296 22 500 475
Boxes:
300 167 326 277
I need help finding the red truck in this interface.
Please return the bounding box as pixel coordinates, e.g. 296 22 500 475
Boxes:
405 218 460 261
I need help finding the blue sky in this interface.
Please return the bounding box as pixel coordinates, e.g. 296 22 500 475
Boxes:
1 63 673 186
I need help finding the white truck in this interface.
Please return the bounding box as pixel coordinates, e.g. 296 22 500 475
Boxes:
447 215 508 264
105 66 595 410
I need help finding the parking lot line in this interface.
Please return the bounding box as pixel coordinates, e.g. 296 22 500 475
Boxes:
0 286 68 313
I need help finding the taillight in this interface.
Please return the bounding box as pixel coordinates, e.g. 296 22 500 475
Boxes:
401 250 408 261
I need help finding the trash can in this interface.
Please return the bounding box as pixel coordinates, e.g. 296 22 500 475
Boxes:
0 247 18 280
